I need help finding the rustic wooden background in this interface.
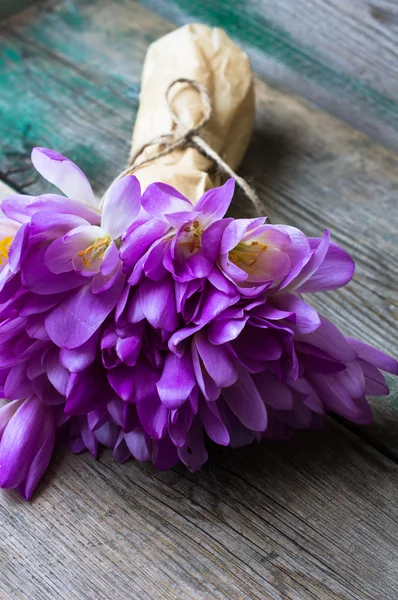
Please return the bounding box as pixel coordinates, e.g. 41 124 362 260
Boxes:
0 1 397 598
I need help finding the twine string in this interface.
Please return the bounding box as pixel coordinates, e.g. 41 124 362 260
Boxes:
118 78 262 213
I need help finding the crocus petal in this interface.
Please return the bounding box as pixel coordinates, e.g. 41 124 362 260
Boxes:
92 264 121 295
310 371 369 423
45 271 124 349
45 225 103 274
168 324 203 357
208 266 239 295
137 386 169 440
141 182 192 221
143 237 170 281
199 399 230 446
25 194 101 224
18 418 55 500
152 436 180 470
4 363 34 399
220 218 265 254
194 178 235 225
124 429 150 462
87 407 108 432
32 374 64 406
222 368 268 431
0 399 24 437
65 366 109 415
59 331 99 372
46 349 70 395
127 290 145 323
135 364 168 440
107 364 135 401
26 313 50 341
253 370 294 410
359 359 390 396
1 194 36 223
101 176 141 239
334 360 365 400
178 419 208 472
273 293 321 334
139 277 178 331
194 285 239 326
347 338 398 375
297 317 357 363
116 334 142 367
31 147 97 206
185 252 214 279
22 244 88 296
208 316 248 345
8 222 29 273
94 421 119 448
201 219 230 263
296 240 355 293
195 333 238 388
121 219 170 272
113 433 131 463
168 403 194 447
100 241 120 276
191 342 220 401
0 397 49 489
284 229 330 292
157 351 196 409
81 419 99 457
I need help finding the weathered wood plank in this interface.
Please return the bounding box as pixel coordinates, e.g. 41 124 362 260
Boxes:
139 0 398 150
0 0 397 453
1 421 398 600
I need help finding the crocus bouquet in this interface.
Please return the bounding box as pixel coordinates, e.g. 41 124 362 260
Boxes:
0 25 396 500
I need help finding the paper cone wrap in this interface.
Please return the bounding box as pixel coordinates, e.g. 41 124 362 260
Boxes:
130 23 254 202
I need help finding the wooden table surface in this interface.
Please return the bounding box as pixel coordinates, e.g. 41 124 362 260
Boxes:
0 1 397 598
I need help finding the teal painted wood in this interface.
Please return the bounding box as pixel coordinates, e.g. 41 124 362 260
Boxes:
0 0 36 20
139 0 398 151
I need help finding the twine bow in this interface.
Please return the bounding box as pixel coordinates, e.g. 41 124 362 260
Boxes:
117 78 262 213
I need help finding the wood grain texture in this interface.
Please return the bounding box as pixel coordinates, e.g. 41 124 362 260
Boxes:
139 0 398 151
1 421 398 600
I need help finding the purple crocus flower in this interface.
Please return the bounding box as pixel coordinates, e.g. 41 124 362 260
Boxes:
0 396 56 499
122 179 235 284
0 148 144 350
0 150 396 499
103 285 397 471
219 218 355 293
106 179 396 471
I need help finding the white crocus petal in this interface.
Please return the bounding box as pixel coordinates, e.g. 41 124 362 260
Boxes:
0 215 19 238
44 225 106 275
0 216 20 271
100 241 120 276
70 226 111 276
101 176 141 239
31 147 97 207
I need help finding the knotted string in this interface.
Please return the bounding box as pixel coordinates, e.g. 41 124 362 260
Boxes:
117 78 262 213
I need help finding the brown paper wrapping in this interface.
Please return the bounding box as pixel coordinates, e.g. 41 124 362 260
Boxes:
130 23 254 203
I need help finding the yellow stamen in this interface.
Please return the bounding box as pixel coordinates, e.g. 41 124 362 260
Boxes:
78 236 111 268
229 240 267 273
0 236 13 265
180 232 202 254
179 221 203 254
